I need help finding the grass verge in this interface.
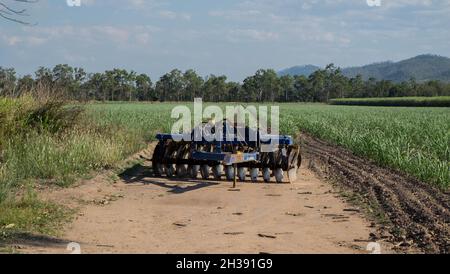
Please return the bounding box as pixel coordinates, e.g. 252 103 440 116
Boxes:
0 97 148 246
0 188 71 249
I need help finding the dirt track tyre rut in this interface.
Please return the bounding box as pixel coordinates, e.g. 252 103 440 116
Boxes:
302 133 450 253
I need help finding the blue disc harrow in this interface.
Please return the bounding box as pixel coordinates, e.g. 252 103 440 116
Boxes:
152 120 301 185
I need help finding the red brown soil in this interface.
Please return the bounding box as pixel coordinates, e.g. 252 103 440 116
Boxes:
302 134 449 253
14 135 449 254
15 142 401 254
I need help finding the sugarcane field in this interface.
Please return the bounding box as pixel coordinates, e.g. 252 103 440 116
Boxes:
0 0 449 260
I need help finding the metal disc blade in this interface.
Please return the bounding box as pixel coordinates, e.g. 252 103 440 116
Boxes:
225 166 234 181
274 168 284 183
238 167 247 181
250 168 259 182
263 168 271 183
200 165 210 179
190 165 200 179
153 163 163 177
165 165 175 178
287 168 298 183
176 164 188 177
212 165 223 180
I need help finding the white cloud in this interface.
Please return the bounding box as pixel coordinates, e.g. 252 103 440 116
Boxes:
227 29 279 42
159 10 191 21
2 0 450 81
1 25 161 48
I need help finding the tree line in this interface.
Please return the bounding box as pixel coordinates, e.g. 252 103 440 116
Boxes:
1 64 449 102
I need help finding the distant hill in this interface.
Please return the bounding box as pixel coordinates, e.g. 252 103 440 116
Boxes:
278 65 321 77
343 55 450 82
279 55 450 82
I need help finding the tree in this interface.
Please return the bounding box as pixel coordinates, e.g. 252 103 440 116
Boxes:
0 67 16 97
34 66 53 95
106 69 137 101
16 74 34 95
182 69 203 101
293 75 310 101
124 70 137 101
2 64 450 102
155 69 184 102
52 64 74 97
225 81 240 102
73 67 87 100
279 75 294 102
135 73 153 101
348 75 364 98
242 75 259 102
242 69 281 102
84 72 106 101
377 80 393 97
0 0 37 25
202 75 227 102
326 65 349 100
308 69 326 102
260 69 280 102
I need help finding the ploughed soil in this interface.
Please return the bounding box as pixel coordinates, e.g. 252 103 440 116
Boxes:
12 134 448 254
302 134 449 253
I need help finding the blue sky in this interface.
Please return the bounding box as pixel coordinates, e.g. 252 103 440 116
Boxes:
1 0 449 81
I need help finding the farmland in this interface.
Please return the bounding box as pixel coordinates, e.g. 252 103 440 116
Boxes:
1 100 449 250
2 100 448 202
86 102 450 189
330 96 450 107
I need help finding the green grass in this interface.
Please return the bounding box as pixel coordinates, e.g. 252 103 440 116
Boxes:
330 96 450 107
0 97 146 242
0 187 71 243
279 104 449 188
0 98 145 195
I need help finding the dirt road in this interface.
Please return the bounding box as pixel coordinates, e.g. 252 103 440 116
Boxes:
18 143 395 254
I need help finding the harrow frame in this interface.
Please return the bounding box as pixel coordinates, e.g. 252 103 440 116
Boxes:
152 120 302 185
